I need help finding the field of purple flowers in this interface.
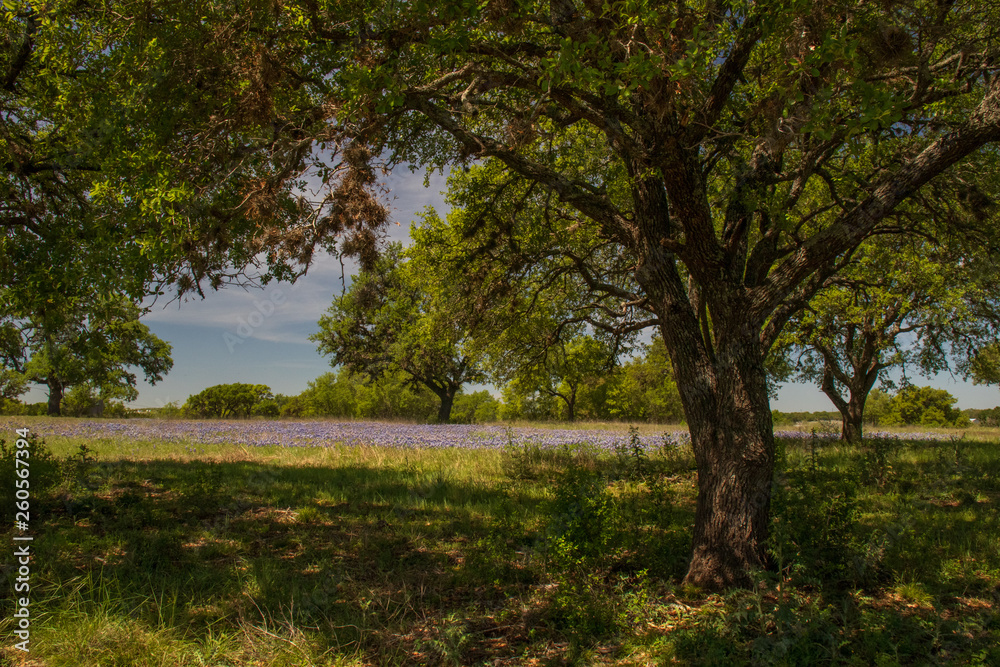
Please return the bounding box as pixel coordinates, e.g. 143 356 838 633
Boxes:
18 417 950 451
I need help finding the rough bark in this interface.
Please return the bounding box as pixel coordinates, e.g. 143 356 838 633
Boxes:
436 393 454 423
842 397 865 444
637 243 776 589
676 328 776 589
428 382 457 423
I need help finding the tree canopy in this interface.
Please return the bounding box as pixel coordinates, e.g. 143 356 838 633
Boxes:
183 383 275 419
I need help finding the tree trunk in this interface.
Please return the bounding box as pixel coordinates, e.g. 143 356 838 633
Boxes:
842 394 866 443
564 385 577 422
634 242 777 590
435 390 454 423
678 340 776 590
819 361 879 444
47 380 64 416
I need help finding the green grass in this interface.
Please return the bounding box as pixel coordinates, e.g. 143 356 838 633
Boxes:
0 427 998 665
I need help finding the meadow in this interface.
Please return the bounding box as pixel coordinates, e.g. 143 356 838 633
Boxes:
1 417 998 665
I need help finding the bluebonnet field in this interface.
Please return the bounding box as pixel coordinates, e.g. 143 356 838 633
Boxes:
25 417 948 450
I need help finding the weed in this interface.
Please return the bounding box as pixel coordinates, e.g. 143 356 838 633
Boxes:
853 436 901 488
612 425 649 480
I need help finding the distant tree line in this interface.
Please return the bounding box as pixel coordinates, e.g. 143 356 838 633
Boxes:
8 371 974 430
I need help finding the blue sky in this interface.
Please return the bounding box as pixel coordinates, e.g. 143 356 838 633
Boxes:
21 168 1000 412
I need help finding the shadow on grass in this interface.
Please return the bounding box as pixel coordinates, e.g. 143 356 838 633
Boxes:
2 456 582 664
1 436 998 665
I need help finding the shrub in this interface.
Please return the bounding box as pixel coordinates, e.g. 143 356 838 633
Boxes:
882 385 967 427
252 399 281 418
0 433 94 510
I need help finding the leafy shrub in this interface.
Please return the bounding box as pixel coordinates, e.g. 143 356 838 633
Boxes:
543 463 620 569
251 399 280 418
296 371 356 417
612 425 650 480
0 399 47 416
852 436 902 488
0 433 63 510
882 385 968 427
0 433 95 511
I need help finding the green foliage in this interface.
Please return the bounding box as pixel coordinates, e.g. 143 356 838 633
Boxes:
312 244 483 423
612 426 651 481
852 437 902 488
970 343 1000 385
0 432 62 510
607 335 685 423
0 366 26 400
250 399 281 419
864 388 893 427
498 379 561 421
155 401 185 419
61 384 128 418
540 458 624 638
882 385 968 427
183 383 274 419
496 334 617 422
351 370 439 422
0 398 47 416
0 291 172 414
775 233 1000 441
969 406 1000 426
276 369 442 421
450 390 500 424
292 371 357 418
544 463 620 569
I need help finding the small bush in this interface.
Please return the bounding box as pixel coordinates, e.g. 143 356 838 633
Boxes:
543 463 620 570
0 433 96 510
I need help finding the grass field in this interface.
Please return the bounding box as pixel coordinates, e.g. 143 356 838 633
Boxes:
1 418 998 665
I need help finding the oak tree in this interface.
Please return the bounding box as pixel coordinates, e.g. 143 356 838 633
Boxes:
17 0 1000 589
778 233 1000 442
0 292 173 415
312 244 484 423
287 0 1000 589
